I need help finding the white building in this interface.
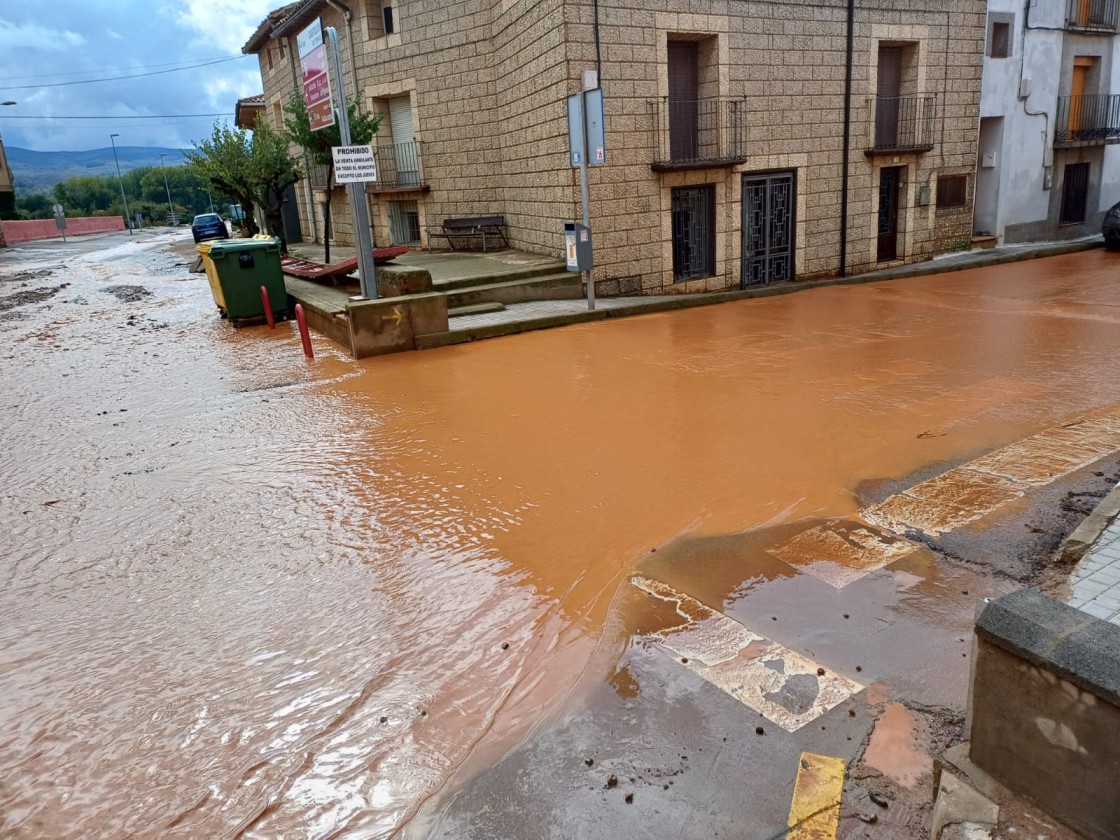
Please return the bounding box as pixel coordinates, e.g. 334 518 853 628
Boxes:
976 0 1120 243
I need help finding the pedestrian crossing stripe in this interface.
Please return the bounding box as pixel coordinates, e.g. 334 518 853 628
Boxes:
632 577 862 732
773 412 1120 589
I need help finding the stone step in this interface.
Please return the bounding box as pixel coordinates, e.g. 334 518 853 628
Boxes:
972 235 999 250
445 272 582 308
432 261 568 291
449 301 507 318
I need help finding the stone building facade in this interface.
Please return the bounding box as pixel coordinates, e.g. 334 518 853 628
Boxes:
245 0 985 294
976 0 1120 244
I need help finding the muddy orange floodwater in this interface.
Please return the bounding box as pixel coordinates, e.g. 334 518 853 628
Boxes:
2 237 1120 837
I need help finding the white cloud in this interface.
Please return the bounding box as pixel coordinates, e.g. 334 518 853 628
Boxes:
172 0 278 54
0 20 85 51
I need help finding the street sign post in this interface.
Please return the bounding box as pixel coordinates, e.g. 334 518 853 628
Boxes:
566 79 606 311
298 20 334 132
331 144 378 183
325 26 377 299
53 203 67 241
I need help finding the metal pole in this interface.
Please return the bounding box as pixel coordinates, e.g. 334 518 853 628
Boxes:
159 154 175 225
580 90 595 311
110 134 133 235
326 26 377 299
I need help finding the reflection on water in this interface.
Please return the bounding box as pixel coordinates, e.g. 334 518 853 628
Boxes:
3 241 1120 836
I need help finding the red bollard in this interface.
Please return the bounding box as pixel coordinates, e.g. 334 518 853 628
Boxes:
260 286 275 329
294 303 314 360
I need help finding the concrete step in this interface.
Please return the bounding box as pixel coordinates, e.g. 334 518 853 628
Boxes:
445 272 582 308
432 261 567 291
449 301 507 318
972 235 999 250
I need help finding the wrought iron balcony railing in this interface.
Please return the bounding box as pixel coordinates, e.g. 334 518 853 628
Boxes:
372 140 425 190
650 98 747 170
1068 0 1119 30
866 95 936 154
1055 94 1120 144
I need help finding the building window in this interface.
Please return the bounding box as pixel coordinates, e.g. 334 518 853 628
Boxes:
989 21 1010 58
388 200 421 245
937 174 968 209
1059 162 1090 225
671 185 715 281
383 1 394 34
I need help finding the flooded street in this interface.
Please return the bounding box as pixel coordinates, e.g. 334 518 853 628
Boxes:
4 232 1120 837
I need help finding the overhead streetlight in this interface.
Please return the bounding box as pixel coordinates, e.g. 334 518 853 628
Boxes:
110 134 133 236
159 153 176 226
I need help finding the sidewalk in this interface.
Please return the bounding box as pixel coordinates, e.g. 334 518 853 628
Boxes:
422 235 1106 347
1066 483 1120 624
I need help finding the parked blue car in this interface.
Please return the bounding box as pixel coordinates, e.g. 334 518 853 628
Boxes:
191 213 230 244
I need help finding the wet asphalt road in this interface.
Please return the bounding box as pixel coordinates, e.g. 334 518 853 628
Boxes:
3 231 1120 838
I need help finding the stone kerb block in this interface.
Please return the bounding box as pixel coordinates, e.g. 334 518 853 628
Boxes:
969 589 1120 840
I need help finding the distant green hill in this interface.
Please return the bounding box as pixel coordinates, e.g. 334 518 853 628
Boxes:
7 146 191 196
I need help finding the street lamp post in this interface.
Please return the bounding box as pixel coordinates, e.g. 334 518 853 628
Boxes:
109 134 133 235
159 153 176 226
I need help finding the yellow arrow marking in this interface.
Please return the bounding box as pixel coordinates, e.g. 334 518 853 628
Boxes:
787 752 845 840
381 307 404 326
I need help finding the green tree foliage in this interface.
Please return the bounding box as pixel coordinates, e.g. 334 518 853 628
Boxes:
283 93 382 168
184 123 260 236
15 193 52 220
250 119 302 252
54 176 117 215
283 93 381 260
17 165 228 224
185 119 301 250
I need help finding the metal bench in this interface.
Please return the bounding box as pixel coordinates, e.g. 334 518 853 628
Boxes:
427 215 508 252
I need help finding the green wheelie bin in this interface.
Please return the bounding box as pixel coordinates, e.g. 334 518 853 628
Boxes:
206 237 290 324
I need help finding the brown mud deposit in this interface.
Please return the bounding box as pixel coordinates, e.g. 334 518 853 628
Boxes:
3 238 1120 838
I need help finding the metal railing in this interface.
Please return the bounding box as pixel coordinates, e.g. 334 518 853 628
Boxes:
867 95 936 153
1068 0 1119 30
1055 94 1120 144
373 140 424 189
651 98 747 168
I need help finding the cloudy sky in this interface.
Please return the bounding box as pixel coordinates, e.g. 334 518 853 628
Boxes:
0 0 277 152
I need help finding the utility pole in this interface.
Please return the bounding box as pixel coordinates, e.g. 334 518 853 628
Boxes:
110 134 133 235
159 153 177 225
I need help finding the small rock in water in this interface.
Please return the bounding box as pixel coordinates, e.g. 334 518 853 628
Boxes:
607 774 618 788
585 758 594 767
869 791 889 808
624 793 634 804
755 726 765 735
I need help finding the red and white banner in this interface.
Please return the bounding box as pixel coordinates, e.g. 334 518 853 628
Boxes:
297 20 334 132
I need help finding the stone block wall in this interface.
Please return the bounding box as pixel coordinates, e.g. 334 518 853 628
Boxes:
247 0 983 292
970 589 1120 840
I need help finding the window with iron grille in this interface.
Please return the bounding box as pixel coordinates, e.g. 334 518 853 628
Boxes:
388 200 421 245
937 174 968 209
1060 162 1090 225
671 185 715 281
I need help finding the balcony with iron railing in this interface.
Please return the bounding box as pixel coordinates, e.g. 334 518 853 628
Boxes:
866 95 936 155
1067 0 1119 31
370 140 427 192
1055 94 1120 145
650 98 748 171
307 141 427 191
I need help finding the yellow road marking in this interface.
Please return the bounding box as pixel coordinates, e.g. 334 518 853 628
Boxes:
787 752 845 840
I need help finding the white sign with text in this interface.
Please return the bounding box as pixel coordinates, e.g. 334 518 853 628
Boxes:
331 144 377 183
